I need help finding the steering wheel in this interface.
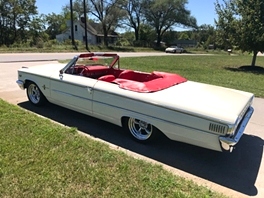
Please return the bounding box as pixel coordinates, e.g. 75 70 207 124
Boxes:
80 67 89 76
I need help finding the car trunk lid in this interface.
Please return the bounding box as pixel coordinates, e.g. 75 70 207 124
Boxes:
148 81 254 124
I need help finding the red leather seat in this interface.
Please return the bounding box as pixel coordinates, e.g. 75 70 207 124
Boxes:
98 75 116 82
118 70 135 80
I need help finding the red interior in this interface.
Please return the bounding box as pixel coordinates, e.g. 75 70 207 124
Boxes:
73 65 187 92
113 71 187 92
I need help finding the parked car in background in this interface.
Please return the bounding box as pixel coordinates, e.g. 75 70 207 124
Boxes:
165 46 185 53
16 53 254 152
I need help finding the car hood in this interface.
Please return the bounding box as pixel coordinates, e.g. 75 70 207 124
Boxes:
142 81 253 124
18 63 65 76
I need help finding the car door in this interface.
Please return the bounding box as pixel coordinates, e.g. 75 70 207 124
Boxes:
49 72 97 115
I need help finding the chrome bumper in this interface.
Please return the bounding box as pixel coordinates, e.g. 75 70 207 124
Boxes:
16 80 25 90
219 106 254 152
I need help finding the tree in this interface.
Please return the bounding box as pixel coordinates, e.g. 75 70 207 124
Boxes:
196 25 215 43
178 32 190 40
28 14 48 46
123 0 143 41
88 0 127 46
0 0 10 45
138 23 156 46
63 0 88 19
215 0 264 66
190 24 216 48
45 13 65 39
0 0 38 46
163 30 179 46
142 0 197 47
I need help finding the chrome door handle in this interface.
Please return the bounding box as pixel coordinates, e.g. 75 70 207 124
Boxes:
87 87 93 94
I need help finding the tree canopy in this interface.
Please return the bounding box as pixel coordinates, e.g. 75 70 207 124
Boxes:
88 0 127 46
0 0 38 46
215 0 264 66
142 0 197 46
0 0 225 51
123 0 143 42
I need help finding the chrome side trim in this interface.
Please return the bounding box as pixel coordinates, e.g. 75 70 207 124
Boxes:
219 106 254 152
16 80 25 90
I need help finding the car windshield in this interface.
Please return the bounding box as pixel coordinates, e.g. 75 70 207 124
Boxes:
76 56 115 67
62 53 120 74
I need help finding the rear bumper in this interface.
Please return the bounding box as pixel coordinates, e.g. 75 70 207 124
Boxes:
16 80 25 90
219 106 254 152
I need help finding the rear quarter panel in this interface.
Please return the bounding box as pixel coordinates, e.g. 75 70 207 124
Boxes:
92 81 222 151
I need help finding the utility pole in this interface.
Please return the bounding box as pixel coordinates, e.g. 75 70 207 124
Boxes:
83 0 88 51
70 0 76 49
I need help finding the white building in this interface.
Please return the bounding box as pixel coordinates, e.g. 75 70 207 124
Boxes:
56 19 118 45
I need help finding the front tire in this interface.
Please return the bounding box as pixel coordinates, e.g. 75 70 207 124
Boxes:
27 82 46 106
125 117 159 143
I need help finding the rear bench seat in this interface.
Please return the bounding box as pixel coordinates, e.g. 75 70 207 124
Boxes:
113 71 187 92
97 69 162 83
81 66 123 79
98 75 116 82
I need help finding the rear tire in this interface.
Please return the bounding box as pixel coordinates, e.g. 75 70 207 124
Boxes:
26 82 47 106
124 117 160 143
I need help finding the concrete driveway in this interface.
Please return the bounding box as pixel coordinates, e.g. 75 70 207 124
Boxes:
0 53 263 198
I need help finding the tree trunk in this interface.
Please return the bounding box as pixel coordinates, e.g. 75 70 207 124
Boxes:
134 27 139 41
251 50 258 66
104 33 108 47
156 31 161 47
0 20 2 45
103 25 108 47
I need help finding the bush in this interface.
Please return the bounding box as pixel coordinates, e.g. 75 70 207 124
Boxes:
75 40 82 46
64 39 72 45
49 39 60 45
63 39 81 46
10 43 22 48
44 41 53 48
0 44 7 48
36 38 44 48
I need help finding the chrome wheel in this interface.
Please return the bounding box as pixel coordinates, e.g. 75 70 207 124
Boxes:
128 118 153 141
27 82 46 106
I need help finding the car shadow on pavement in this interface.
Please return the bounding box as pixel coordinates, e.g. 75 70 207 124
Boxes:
18 101 263 196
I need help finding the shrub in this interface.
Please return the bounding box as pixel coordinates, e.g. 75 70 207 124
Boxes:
36 38 44 48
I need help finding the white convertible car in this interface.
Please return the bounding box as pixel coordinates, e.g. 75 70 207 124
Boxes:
16 53 254 152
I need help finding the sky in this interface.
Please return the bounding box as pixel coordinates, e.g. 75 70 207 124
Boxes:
36 0 222 30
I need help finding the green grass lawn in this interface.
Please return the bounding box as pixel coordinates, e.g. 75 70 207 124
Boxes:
60 54 264 97
0 100 226 198
2 54 263 197
120 55 264 98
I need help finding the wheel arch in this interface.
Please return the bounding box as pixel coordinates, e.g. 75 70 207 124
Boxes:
26 80 48 106
121 115 162 134
24 79 37 89
121 116 128 128
24 79 46 97
121 115 165 142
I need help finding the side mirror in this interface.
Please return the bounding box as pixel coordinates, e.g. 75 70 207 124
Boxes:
59 70 63 80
